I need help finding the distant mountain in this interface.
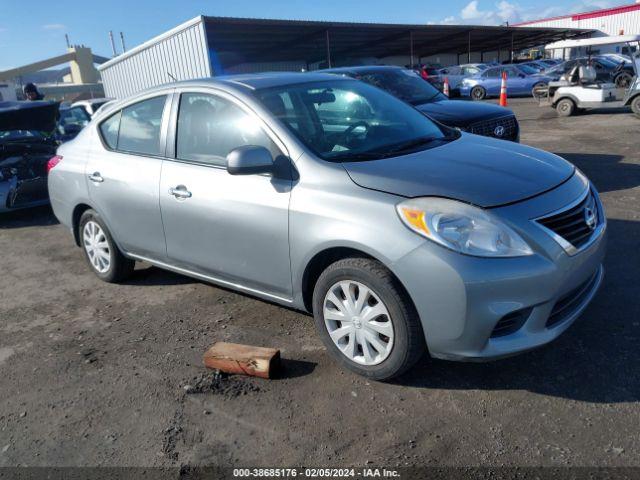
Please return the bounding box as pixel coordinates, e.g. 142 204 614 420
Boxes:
20 67 71 85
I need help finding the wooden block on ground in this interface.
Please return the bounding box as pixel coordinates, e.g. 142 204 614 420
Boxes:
203 342 280 379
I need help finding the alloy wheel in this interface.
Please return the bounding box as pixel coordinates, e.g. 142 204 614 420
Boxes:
471 86 485 101
83 220 111 273
323 280 394 366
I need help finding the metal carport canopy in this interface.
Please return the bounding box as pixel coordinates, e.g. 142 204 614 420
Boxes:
202 16 594 67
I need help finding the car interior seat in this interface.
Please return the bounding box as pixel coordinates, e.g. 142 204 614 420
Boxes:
181 99 217 159
579 65 600 88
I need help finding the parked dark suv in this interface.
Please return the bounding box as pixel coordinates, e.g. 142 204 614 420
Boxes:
323 66 519 142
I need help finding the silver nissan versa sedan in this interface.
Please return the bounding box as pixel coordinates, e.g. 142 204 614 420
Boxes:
48 73 606 380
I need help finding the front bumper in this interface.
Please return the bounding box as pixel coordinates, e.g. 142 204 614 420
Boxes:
391 173 607 361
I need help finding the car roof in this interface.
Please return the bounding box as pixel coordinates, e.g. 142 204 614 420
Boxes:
321 65 406 75
72 98 112 106
92 72 353 120
172 72 350 91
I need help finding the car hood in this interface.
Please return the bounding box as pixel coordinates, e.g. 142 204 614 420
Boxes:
416 100 513 127
341 134 575 208
0 101 60 133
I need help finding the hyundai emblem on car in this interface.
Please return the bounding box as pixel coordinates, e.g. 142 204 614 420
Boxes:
494 125 505 137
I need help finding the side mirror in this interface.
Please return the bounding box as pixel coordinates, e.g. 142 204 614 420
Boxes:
519 73 526 78
226 145 274 175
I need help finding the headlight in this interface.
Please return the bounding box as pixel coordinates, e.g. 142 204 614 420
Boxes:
396 197 533 257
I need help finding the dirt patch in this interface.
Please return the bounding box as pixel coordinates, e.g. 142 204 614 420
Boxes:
182 371 261 397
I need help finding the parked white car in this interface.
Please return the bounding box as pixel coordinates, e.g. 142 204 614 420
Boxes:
71 98 114 117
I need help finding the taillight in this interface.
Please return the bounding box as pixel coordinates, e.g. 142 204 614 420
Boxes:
47 155 62 173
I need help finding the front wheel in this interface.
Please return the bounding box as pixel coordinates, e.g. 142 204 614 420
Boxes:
79 209 134 283
312 257 426 380
631 96 640 118
471 86 486 101
556 98 576 117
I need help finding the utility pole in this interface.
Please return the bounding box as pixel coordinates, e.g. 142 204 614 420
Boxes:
120 32 126 53
109 31 117 57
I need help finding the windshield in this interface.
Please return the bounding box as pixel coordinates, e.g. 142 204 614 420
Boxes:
255 79 454 162
354 69 445 106
595 57 620 68
59 107 90 129
516 64 538 75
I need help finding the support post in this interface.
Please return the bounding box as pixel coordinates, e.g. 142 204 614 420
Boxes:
468 31 472 63
409 30 414 67
325 30 332 68
510 32 514 62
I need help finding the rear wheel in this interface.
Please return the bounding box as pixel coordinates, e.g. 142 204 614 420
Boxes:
631 96 640 118
79 209 134 283
312 257 426 381
471 86 486 101
615 72 633 89
556 98 576 117
532 82 547 99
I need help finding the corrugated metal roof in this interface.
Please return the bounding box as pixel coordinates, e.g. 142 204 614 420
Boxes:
513 2 640 27
202 16 593 67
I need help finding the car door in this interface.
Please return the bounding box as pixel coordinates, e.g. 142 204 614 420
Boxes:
159 90 293 299
483 68 503 95
86 93 171 259
505 67 530 95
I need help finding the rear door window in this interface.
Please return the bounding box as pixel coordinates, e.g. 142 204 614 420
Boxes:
99 111 121 149
116 96 167 156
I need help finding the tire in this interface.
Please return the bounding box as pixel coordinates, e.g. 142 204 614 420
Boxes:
78 209 134 283
631 96 640 118
556 98 576 117
615 73 632 89
312 257 426 381
471 86 486 101
531 82 547 99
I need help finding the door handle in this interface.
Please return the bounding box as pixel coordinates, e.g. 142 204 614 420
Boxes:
88 172 104 183
169 185 192 199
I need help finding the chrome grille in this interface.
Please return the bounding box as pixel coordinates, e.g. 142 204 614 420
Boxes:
469 115 519 141
537 190 599 251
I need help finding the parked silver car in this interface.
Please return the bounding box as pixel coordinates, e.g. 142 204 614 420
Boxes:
49 73 606 380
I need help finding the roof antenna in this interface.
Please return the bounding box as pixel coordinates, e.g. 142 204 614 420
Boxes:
167 72 177 81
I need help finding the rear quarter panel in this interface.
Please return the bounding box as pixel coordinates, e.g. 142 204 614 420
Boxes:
48 127 94 230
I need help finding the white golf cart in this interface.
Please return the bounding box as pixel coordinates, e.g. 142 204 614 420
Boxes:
539 35 640 118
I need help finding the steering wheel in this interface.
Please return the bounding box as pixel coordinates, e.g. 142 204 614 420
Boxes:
342 121 370 143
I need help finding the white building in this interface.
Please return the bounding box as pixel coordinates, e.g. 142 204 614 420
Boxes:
514 2 640 58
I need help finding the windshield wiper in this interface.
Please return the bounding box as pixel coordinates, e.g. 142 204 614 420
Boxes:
378 136 443 156
328 136 450 162
329 151 385 162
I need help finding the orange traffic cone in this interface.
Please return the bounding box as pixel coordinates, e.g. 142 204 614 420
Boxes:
443 77 450 97
499 71 508 106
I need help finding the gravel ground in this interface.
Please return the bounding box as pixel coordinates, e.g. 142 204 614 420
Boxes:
0 99 639 469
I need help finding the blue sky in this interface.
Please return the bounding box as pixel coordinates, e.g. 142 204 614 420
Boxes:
0 0 617 70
